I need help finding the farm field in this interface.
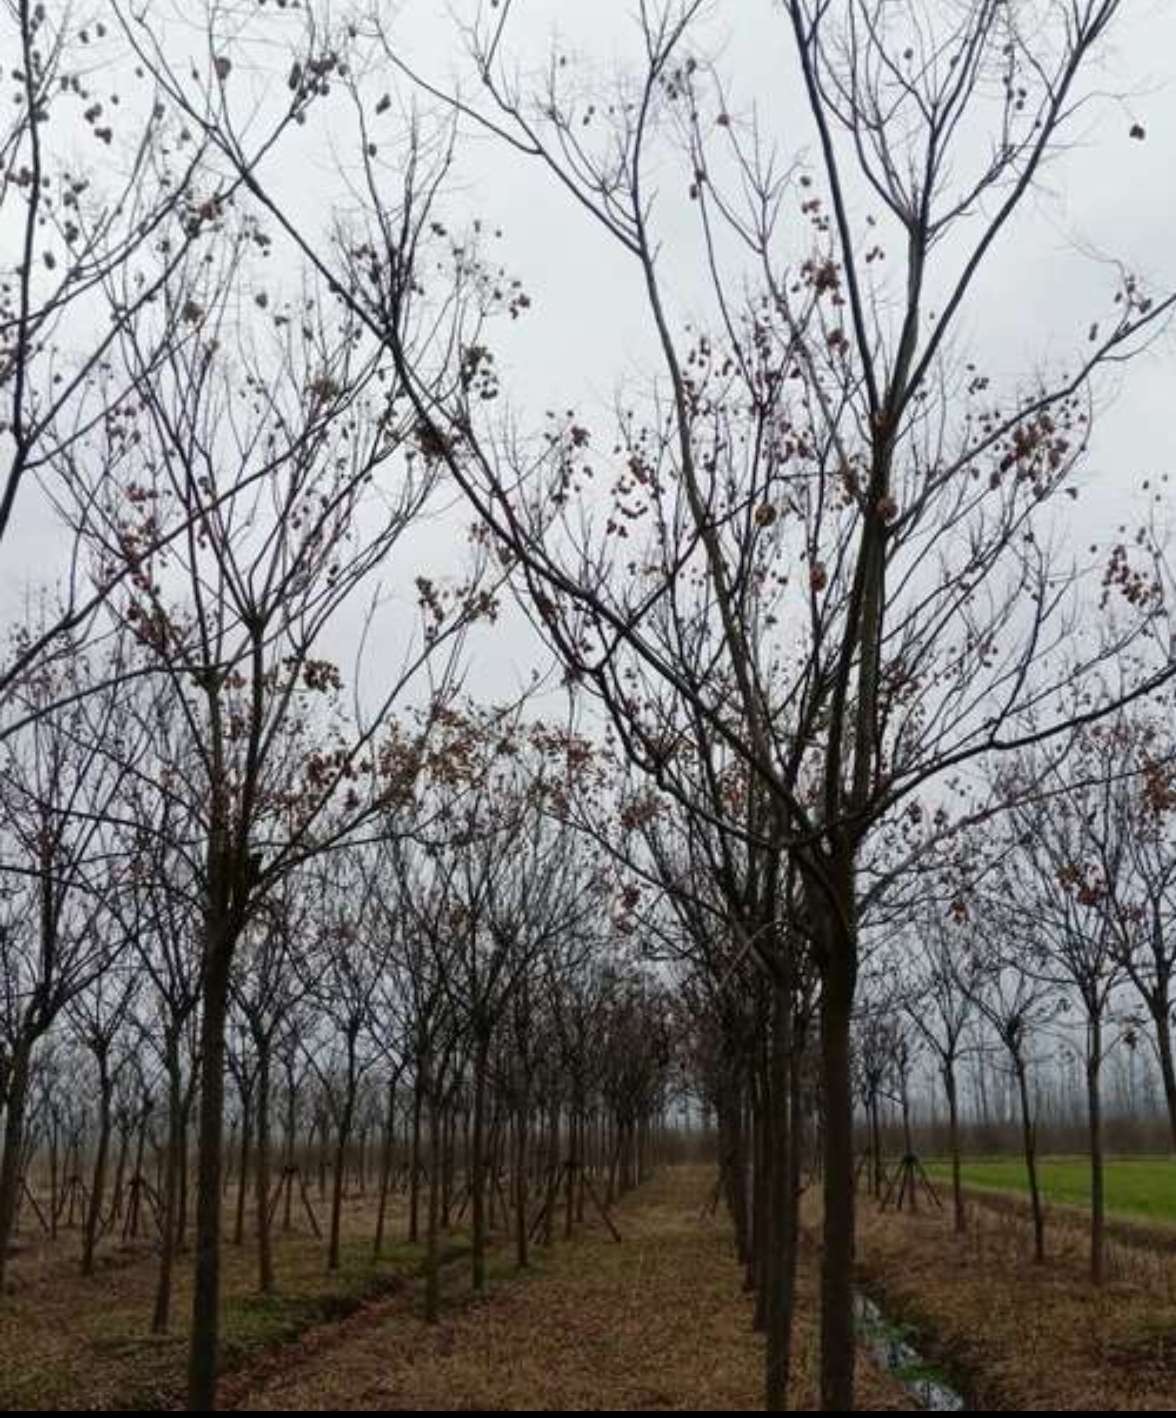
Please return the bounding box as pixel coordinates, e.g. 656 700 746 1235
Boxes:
922 1156 1176 1226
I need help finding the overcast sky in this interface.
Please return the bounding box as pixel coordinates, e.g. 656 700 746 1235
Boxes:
5 0 1176 719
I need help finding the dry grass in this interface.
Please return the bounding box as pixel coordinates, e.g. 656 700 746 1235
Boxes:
855 1188 1176 1410
1 1165 932 1411
232 1165 912 1412
0 1186 427 1410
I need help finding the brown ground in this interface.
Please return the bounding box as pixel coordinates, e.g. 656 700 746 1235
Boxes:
0 1164 913 1412
855 1185 1176 1411
27 1159 1174 1410
230 1165 912 1412
0 1182 422 1409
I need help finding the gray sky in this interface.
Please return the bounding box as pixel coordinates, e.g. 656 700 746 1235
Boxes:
5 0 1176 717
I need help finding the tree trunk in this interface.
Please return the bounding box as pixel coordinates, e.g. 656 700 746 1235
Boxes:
765 970 797 1410
48 1112 60 1241
471 1036 489 1292
187 918 233 1412
818 938 856 1412
441 1100 456 1230
750 1071 769 1319
82 1048 114 1276
233 1084 252 1247
1087 1013 1104 1286
177 1076 195 1252
108 1118 131 1230
316 1105 329 1201
944 1059 965 1235
544 1101 559 1245
719 1074 750 1263
515 1102 529 1269
373 1078 397 1260
409 1068 423 1243
424 1077 442 1323
281 1063 298 1233
328 1088 356 1272
1151 997 1176 1152
1014 1051 1045 1265
133 1102 152 1236
0 1040 34 1292
152 1027 184 1333
563 1101 577 1243
255 1038 274 1294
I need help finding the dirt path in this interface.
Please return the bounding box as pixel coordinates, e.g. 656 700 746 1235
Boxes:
232 1166 911 1411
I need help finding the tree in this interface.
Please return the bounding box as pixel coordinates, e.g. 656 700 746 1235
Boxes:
1064 713 1176 1149
0 636 142 1287
74 213 489 1406
231 877 312 1294
959 899 1061 1266
0 1 234 703
998 735 1131 1284
899 906 982 1232
122 723 206 1332
66 965 139 1276
297 858 386 1274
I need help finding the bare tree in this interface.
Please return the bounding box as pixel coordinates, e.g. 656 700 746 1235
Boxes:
1062 714 1176 1149
959 901 1061 1267
0 636 142 1286
72 216 487 1404
0 1 232 701
66 966 139 1276
998 738 1131 1284
298 858 386 1274
899 908 982 1232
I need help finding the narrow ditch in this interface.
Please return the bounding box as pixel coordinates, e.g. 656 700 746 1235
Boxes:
854 1290 966 1411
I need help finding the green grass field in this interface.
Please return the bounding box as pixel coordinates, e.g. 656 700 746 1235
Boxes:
922 1156 1176 1226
